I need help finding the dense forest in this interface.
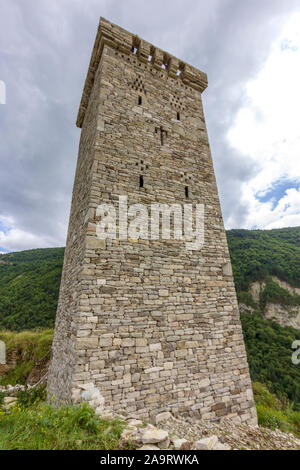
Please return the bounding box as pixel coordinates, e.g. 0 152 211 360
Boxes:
226 226 300 292
241 312 300 410
0 248 64 330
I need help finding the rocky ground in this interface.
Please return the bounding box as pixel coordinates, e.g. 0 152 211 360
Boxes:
119 411 300 450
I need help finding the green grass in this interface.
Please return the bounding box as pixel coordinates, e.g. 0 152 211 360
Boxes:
0 386 127 450
1 383 299 449
0 329 53 386
0 397 126 450
253 382 300 437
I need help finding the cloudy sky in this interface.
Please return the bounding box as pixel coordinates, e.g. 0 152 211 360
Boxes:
0 0 300 252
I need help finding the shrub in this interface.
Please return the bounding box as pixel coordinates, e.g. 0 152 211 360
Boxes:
254 382 300 437
256 404 287 431
17 385 46 408
0 392 4 409
237 291 258 309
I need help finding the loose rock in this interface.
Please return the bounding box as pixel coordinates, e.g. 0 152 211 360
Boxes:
173 438 188 450
138 445 160 450
142 429 169 444
155 411 172 425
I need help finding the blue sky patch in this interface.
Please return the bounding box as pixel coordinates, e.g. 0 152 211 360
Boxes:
0 221 10 252
280 38 298 52
0 220 10 235
256 180 300 209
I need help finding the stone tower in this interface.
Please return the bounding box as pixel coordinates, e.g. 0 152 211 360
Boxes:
47 18 257 425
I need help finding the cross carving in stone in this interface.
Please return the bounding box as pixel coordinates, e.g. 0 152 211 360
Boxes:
155 126 168 145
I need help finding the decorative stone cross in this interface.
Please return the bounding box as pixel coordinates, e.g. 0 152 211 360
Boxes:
0 340 5 364
155 126 168 145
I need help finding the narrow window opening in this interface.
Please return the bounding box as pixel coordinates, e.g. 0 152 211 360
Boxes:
177 112 180 121
148 55 152 62
131 46 137 54
185 186 189 198
138 96 142 105
162 63 166 70
177 69 181 76
140 175 144 188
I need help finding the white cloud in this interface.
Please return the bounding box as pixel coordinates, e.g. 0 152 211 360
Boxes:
0 215 62 252
246 187 300 229
227 13 300 229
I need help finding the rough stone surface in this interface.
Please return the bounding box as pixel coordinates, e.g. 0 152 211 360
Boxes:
142 429 169 444
0 340 6 365
155 411 173 425
0 384 27 395
241 277 300 330
128 419 143 427
193 435 218 450
76 383 105 415
118 411 300 450
3 396 17 404
138 445 160 450
214 442 231 450
173 438 188 450
3 396 17 411
153 413 300 450
47 17 257 425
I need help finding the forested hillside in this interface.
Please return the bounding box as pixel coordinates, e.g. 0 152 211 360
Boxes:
241 313 300 410
226 226 300 292
0 248 64 330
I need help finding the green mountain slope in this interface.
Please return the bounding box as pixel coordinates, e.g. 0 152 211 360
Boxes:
226 226 300 292
0 248 64 330
241 312 300 410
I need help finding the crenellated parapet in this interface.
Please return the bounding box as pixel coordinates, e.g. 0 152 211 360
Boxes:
76 17 208 128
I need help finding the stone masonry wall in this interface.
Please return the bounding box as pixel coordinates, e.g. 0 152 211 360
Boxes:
47 18 257 425
47 51 105 403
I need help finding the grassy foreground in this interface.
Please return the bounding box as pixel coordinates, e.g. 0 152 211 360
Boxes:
1 329 300 448
253 382 300 437
0 383 299 449
0 329 53 386
0 390 126 450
